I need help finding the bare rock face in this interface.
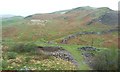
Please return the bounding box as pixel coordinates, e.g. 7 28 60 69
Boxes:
36 46 79 66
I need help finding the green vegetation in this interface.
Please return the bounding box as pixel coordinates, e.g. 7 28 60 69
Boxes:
10 42 36 53
2 42 78 70
2 42 118 70
82 48 118 70
7 52 17 59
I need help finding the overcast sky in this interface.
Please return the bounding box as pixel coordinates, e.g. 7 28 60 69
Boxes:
0 0 119 16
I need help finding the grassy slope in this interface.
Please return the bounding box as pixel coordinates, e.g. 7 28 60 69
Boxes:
2 7 116 42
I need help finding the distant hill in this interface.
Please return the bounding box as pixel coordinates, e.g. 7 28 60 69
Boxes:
0 14 16 19
25 6 118 26
2 16 24 26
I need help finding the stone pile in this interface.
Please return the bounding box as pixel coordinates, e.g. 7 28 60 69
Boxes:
36 46 79 66
78 46 99 51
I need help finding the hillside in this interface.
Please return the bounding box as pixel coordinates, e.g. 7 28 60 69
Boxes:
2 6 119 70
25 6 117 26
2 6 117 43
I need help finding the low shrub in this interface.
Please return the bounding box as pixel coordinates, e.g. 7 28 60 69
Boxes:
2 60 8 69
88 49 118 70
11 42 37 53
7 52 17 59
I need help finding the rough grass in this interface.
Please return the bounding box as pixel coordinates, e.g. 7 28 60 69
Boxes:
2 53 77 70
2 40 118 70
2 42 90 70
2 42 79 70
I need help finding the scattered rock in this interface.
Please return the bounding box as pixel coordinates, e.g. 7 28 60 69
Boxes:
61 39 67 44
82 52 94 57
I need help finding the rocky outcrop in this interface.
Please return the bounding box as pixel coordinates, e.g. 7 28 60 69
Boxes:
77 46 99 68
50 50 79 66
36 46 79 66
98 11 118 25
